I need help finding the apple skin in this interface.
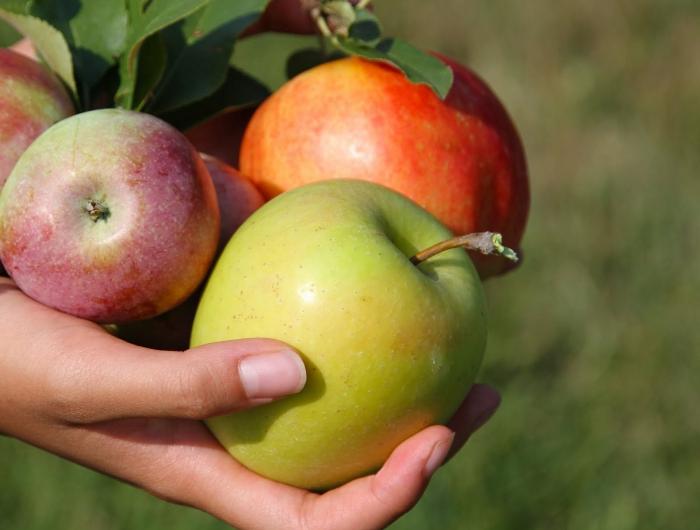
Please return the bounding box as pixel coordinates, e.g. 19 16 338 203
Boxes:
200 153 265 250
9 38 36 59
184 107 257 168
191 179 486 490
0 48 74 188
0 109 220 323
239 55 529 278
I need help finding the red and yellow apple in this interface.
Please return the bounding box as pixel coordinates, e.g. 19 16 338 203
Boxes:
240 55 529 278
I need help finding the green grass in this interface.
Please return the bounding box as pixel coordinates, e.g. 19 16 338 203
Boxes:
2 1 700 528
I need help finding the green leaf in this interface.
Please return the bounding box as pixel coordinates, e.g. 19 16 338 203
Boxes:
0 18 21 45
286 48 336 79
231 32 320 92
348 8 380 43
0 7 76 95
28 0 128 107
161 66 269 131
115 0 209 109
132 32 167 111
336 37 453 99
149 0 267 114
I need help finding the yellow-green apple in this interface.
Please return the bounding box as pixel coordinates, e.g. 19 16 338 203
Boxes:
0 109 219 323
191 179 490 490
239 55 529 278
116 154 263 350
0 48 74 187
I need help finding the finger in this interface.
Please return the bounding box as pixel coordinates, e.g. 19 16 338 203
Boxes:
45 334 306 423
447 383 501 460
172 424 455 530
296 425 454 530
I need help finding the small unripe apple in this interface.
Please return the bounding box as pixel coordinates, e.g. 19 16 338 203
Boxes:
192 179 489 490
0 109 219 323
0 48 74 187
240 55 529 278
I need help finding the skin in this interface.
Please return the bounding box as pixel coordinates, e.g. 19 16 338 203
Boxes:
192 180 488 490
0 276 501 530
0 109 219 323
0 49 74 187
240 55 529 278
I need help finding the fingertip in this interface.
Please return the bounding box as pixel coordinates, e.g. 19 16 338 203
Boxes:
423 430 455 477
375 425 454 490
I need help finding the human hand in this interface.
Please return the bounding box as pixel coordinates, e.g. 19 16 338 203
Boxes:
0 277 499 530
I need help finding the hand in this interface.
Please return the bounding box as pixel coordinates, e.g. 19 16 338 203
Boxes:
0 277 500 530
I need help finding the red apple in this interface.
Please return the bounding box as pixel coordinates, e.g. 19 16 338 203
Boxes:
239 55 529 278
0 48 74 188
244 0 319 36
0 109 220 323
115 291 200 351
243 0 367 37
184 107 257 167
200 153 265 249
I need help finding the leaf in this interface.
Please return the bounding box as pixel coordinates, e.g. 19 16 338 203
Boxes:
231 32 320 92
0 7 76 95
336 37 453 99
132 32 167 111
0 18 20 45
161 66 269 131
149 0 268 114
286 48 332 79
115 0 209 109
28 0 128 106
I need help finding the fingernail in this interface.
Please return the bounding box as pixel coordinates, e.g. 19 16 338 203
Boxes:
239 350 307 399
424 432 455 476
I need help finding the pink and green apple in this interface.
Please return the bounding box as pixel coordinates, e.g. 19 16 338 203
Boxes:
0 48 74 187
0 108 220 323
117 154 263 350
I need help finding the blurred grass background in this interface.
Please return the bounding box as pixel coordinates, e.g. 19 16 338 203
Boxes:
2 0 699 528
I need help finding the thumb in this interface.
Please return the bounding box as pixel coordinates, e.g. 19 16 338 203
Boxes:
49 334 307 424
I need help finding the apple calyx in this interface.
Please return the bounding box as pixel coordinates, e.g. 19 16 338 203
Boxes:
84 198 110 223
308 0 369 39
410 232 519 266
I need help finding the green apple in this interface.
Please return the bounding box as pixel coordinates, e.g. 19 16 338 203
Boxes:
191 179 489 490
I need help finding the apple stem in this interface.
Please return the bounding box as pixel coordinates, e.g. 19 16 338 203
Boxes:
85 199 110 223
410 232 519 265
